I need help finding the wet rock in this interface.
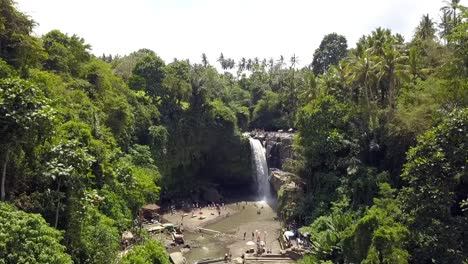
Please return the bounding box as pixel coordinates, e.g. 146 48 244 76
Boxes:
268 141 282 169
264 132 295 170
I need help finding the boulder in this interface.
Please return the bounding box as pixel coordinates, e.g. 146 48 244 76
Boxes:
269 169 297 192
169 252 187 264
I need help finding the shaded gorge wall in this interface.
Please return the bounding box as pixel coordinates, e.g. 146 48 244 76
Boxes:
158 101 253 201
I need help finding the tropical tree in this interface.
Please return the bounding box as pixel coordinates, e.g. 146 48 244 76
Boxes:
375 39 409 107
201 53 209 67
400 109 467 263
446 5 468 76
441 0 461 26
217 53 225 70
355 28 409 107
439 9 454 42
414 14 436 41
345 43 378 107
0 78 54 201
43 140 95 228
342 184 409 264
246 58 253 71
42 30 91 76
128 54 166 99
65 197 120 264
406 47 428 83
298 68 320 105
0 0 44 73
112 48 156 81
0 202 72 264
237 58 246 77
121 239 170 264
163 60 191 105
312 33 348 75
239 57 246 72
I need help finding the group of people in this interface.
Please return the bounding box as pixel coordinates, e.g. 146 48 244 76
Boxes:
242 230 267 242
188 201 227 217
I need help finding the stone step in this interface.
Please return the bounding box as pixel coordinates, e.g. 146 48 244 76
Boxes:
244 256 296 263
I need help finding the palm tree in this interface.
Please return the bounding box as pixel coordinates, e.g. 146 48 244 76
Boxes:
241 57 246 69
415 14 436 41
218 53 226 70
441 0 460 26
290 54 299 69
261 58 267 69
246 58 252 71
439 9 453 42
227 58 235 70
253 57 259 67
406 47 430 83
298 68 319 104
278 55 285 68
201 53 209 67
377 43 409 107
238 58 245 72
268 58 274 72
367 27 393 57
345 43 375 106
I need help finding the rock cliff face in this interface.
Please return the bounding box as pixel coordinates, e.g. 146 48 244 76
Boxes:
271 169 305 222
269 169 298 192
251 131 295 170
248 131 303 221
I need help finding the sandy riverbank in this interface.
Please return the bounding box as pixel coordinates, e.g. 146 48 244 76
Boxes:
161 205 238 232
162 201 283 263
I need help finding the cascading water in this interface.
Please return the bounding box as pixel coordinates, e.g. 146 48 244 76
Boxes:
248 137 272 201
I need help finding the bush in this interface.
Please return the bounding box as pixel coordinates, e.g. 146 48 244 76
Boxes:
121 239 170 264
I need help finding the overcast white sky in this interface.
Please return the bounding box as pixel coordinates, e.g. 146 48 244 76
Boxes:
14 0 466 67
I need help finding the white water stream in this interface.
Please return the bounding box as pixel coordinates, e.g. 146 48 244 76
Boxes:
248 138 272 201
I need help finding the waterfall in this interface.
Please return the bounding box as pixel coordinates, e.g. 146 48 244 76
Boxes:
248 137 272 201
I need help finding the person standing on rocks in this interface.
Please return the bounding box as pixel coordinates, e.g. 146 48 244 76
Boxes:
243 232 246 240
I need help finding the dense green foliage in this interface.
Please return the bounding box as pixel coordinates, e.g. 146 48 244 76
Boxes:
400 109 467 263
0 1 466 263
0 202 72 263
0 2 253 262
292 5 468 264
121 239 170 264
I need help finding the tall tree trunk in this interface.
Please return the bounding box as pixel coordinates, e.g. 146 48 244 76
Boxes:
389 68 396 108
1 145 11 201
54 180 61 228
453 7 457 26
